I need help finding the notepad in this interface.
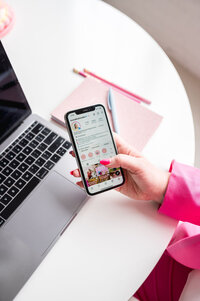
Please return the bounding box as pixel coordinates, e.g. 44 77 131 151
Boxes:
51 77 162 151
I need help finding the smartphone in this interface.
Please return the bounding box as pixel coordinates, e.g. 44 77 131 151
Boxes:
65 104 125 195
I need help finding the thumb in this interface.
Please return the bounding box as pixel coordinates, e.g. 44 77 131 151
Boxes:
100 154 139 172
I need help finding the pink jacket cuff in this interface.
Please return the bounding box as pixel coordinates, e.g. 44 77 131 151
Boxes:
158 160 200 226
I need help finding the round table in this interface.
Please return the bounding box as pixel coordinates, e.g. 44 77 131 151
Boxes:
4 0 194 300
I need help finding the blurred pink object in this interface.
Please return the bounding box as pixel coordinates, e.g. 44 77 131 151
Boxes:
0 2 14 38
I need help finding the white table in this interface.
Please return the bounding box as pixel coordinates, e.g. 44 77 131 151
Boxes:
3 0 195 300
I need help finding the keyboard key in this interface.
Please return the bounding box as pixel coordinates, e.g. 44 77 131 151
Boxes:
38 143 48 152
7 186 19 197
31 121 37 127
29 140 39 149
18 133 25 140
23 146 33 155
5 151 16 161
24 156 35 165
31 149 42 159
18 163 29 172
48 137 65 153
15 179 26 189
50 154 61 163
0 158 9 168
9 159 20 169
19 138 29 147
12 145 22 154
2 166 13 176
41 151 51 160
44 132 57 145
16 153 26 162
35 157 45 166
0 184 8 196
0 217 4 227
1 152 5 157
57 147 67 156
44 161 55 170
1 194 12 205
62 141 72 149
25 132 35 141
0 203 5 212
24 129 29 134
1 177 40 220
11 170 22 180
1 151 6 157
4 177 15 187
29 164 40 174
5 147 12 153
35 133 45 142
0 174 6 184
32 123 44 134
41 127 51 136
22 171 32 181
36 167 48 179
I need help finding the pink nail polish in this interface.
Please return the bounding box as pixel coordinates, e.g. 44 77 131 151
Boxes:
70 171 73 175
100 159 110 165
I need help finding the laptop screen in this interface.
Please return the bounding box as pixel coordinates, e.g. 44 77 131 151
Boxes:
0 42 31 144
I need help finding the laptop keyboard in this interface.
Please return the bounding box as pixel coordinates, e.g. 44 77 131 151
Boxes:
0 121 71 227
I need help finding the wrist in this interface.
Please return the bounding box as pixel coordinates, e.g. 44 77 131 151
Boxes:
155 171 171 204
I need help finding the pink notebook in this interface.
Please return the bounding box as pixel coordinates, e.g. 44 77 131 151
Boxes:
51 77 162 151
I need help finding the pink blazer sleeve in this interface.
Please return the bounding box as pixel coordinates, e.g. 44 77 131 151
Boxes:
158 160 200 226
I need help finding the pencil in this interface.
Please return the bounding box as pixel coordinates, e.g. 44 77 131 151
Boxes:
83 68 151 105
73 68 140 104
73 68 87 78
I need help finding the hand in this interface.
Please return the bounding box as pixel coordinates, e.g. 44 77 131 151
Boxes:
100 133 170 203
70 133 170 204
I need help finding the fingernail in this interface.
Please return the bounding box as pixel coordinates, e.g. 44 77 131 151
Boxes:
100 159 110 165
69 151 73 155
70 171 74 175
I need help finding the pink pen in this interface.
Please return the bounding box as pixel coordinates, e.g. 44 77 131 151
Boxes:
84 68 151 105
73 68 141 104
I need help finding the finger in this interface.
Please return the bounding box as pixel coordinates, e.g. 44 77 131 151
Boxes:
76 181 84 188
69 150 75 157
113 132 141 157
100 154 140 172
70 169 81 177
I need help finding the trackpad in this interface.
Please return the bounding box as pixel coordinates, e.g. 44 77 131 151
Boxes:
4 171 87 257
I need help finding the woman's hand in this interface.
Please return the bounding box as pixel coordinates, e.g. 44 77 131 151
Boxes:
70 133 170 204
101 133 170 203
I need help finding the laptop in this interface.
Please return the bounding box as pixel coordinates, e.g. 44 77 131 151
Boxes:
0 41 87 301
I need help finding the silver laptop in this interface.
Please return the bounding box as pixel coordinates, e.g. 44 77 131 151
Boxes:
0 41 87 301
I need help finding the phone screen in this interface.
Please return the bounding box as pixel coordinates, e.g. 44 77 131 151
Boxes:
66 104 124 195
